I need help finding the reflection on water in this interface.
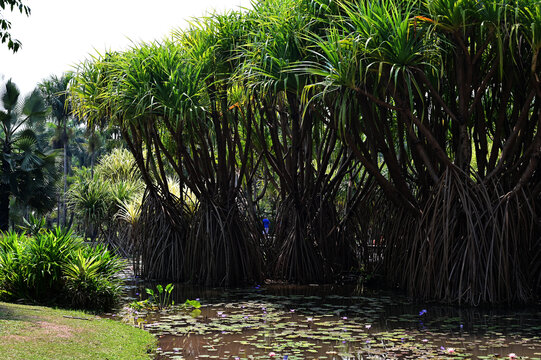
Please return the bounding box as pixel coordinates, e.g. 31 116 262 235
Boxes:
114 283 541 359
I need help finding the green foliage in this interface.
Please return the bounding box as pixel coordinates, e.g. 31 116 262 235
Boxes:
68 148 144 246
0 0 30 52
68 0 541 303
38 73 73 126
144 283 175 310
128 283 176 311
184 298 202 318
62 248 124 311
94 148 139 183
184 298 201 309
127 286 202 320
24 227 79 300
0 228 80 301
38 73 75 228
17 214 46 236
0 80 59 226
0 80 59 231
68 176 111 233
0 229 125 311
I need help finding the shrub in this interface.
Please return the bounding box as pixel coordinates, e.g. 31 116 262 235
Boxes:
0 232 27 299
94 148 140 183
68 164 144 249
25 227 80 300
68 178 112 239
0 229 77 301
0 228 126 311
62 249 125 311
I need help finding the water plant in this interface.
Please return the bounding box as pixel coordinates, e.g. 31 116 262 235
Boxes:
139 288 541 359
129 283 177 310
146 283 175 310
183 298 202 318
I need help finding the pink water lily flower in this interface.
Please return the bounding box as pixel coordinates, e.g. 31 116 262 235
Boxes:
269 351 276 357
447 348 455 354
509 353 517 359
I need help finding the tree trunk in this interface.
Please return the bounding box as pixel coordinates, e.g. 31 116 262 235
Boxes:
57 196 61 227
0 182 9 232
62 125 68 226
90 153 95 179
0 144 11 232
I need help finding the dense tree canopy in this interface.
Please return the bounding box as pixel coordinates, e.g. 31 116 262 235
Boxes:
0 80 59 231
70 0 540 304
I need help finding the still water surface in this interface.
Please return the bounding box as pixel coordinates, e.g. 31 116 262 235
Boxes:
113 284 541 360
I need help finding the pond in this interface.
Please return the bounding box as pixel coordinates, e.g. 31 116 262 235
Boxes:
112 283 541 360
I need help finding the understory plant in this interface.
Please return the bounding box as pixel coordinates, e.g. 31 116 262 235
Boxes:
0 228 126 311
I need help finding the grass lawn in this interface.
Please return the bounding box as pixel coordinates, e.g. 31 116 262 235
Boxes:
0 302 156 360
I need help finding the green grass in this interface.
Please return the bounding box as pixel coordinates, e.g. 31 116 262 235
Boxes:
0 302 156 360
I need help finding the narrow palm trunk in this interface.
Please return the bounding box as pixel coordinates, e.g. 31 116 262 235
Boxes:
0 145 11 231
0 183 9 232
57 196 61 226
62 126 68 226
90 153 95 179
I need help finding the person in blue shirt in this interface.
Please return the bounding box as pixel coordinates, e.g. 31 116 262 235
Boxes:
262 218 270 235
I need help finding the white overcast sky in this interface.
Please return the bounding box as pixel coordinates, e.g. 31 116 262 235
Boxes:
0 0 252 95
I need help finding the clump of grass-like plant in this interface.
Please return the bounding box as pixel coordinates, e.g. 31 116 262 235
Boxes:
0 228 126 311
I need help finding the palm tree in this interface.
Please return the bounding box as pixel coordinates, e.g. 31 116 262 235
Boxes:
39 73 73 226
85 131 103 178
0 80 59 231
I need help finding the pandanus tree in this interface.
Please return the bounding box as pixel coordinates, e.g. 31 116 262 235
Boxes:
70 0 540 303
238 0 371 282
303 0 540 303
174 14 264 286
0 80 59 230
71 50 189 280
71 12 262 285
